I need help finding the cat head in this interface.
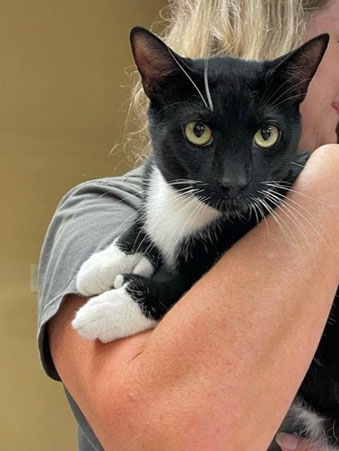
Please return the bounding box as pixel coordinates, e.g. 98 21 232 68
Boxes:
130 27 328 216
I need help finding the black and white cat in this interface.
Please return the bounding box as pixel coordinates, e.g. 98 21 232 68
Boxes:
72 28 339 449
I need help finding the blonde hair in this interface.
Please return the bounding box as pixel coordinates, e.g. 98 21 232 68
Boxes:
125 0 330 163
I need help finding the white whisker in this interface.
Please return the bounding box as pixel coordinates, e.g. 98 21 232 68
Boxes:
263 181 335 207
167 47 211 111
262 187 337 257
204 59 214 112
257 196 294 247
259 190 315 258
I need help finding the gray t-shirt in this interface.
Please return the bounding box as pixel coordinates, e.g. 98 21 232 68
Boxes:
37 166 143 450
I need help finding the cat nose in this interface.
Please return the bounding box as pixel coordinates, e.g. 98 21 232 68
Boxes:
218 180 249 199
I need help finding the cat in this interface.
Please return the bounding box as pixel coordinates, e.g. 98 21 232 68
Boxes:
72 28 339 450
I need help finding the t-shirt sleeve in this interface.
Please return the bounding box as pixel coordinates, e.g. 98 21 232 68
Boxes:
37 168 143 380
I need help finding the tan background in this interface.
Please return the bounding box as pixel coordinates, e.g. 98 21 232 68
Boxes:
0 1 165 449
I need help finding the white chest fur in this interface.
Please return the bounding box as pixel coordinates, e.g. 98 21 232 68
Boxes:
143 167 221 269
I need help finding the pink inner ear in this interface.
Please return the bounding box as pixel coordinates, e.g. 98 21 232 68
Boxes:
131 32 179 98
145 49 176 78
133 36 176 81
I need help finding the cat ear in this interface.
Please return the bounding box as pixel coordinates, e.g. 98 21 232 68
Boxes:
130 27 189 99
267 33 329 104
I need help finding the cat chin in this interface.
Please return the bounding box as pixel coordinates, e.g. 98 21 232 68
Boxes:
198 197 251 219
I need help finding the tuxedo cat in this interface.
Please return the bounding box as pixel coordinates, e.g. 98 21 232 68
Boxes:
73 28 339 449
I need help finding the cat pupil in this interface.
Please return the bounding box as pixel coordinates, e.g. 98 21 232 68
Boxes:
194 123 205 137
262 127 272 141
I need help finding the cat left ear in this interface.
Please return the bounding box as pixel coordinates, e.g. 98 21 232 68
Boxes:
130 27 189 99
267 33 329 104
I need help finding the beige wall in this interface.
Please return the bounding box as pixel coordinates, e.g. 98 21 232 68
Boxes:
0 1 165 449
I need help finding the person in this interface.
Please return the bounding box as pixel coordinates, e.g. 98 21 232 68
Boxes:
37 1 339 450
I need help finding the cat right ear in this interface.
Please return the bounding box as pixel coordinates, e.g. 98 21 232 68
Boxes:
266 33 329 104
130 27 188 99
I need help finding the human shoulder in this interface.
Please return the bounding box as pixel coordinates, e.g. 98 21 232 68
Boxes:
38 164 145 380
57 164 144 212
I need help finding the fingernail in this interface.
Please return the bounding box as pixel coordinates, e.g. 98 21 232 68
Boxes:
276 432 299 450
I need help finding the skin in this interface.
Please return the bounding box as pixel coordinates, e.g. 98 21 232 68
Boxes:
299 0 339 150
47 2 339 450
49 150 339 450
281 2 339 449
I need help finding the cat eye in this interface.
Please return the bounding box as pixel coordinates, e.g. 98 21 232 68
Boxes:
253 125 280 149
184 122 213 146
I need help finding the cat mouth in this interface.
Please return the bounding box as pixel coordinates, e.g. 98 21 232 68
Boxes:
201 196 251 218
190 184 252 217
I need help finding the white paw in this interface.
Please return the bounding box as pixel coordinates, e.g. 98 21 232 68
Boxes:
72 286 158 342
76 242 154 296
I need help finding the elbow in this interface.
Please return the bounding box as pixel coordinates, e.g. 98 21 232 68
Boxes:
96 382 228 451
93 378 157 450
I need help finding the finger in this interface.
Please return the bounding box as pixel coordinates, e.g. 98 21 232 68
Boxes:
275 432 323 450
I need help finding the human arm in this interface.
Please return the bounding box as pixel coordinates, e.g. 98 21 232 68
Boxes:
48 144 339 451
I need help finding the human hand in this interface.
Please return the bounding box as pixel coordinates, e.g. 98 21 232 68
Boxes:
276 432 325 450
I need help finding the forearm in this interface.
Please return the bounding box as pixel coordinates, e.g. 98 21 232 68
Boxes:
50 145 339 451
131 211 336 451
112 146 339 451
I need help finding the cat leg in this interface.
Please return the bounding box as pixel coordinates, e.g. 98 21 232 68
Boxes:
114 270 188 320
76 222 160 296
72 269 188 342
72 285 158 342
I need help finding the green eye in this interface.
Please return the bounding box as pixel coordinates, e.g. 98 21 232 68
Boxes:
184 122 213 146
253 125 280 148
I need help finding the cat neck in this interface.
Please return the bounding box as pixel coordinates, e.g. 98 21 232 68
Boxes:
143 165 222 268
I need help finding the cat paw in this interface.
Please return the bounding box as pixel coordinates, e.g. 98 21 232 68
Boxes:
72 286 158 342
76 243 154 296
